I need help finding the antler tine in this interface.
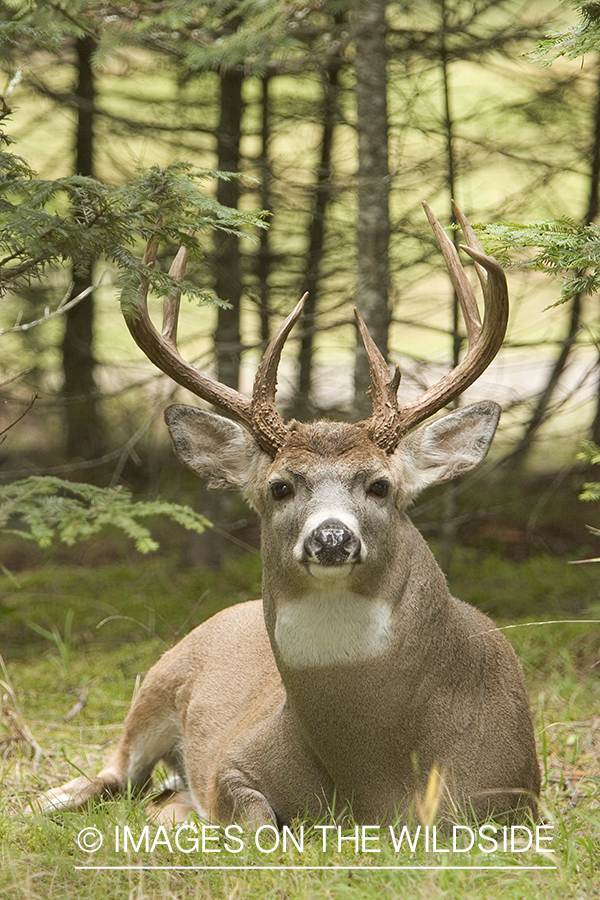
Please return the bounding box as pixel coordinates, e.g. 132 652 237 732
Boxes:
422 201 482 346
124 235 254 435
396 205 508 436
250 293 308 452
161 233 194 349
459 243 509 359
446 201 507 356
161 244 186 349
354 309 402 451
451 200 490 298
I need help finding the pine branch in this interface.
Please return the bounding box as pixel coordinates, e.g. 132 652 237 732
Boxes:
0 117 268 302
0 477 210 554
480 219 600 303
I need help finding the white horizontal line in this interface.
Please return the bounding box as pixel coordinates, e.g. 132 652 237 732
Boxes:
75 865 557 872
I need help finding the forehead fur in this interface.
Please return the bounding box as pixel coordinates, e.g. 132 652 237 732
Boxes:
273 420 388 468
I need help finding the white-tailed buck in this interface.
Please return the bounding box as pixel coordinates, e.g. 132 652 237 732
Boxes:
36 202 539 826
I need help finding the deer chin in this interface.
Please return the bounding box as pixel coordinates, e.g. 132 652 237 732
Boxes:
306 560 357 581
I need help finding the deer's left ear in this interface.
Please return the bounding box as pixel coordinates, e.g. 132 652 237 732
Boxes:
396 401 501 499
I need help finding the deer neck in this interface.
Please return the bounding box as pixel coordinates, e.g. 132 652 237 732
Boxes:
261 529 453 816
262 523 450 682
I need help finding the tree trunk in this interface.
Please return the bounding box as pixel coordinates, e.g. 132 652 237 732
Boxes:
437 0 461 574
201 65 245 569
214 67 244 390
62 35 102 461
256 74 272 350
294 60 341 419
353 0 391 418
585 59 600 445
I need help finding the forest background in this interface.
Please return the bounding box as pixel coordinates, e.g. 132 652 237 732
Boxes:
4 0 600 536
5 0 600 551
1 1 600 899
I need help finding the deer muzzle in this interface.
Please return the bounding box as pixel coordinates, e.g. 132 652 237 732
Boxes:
303 518 362 568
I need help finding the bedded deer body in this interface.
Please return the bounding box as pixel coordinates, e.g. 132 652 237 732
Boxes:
35 204 540 825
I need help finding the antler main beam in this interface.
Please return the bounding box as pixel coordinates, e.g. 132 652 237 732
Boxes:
356 201 509 452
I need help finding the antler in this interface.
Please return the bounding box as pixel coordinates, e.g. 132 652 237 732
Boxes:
125 203 507 458
355 200 509 452
123 230 307 456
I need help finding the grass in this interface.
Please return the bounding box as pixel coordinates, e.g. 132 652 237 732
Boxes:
0 551 262 662
0 549 599 899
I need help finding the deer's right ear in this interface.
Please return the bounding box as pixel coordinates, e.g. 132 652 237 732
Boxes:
164 405 254 489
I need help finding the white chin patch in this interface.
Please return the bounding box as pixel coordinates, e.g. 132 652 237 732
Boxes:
274 594 392 668
307 561 354 579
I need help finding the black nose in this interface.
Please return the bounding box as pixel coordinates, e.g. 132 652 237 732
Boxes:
304 518 361 566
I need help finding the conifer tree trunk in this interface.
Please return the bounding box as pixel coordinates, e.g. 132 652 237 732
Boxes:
62 35 102 461
197 65 244 569
438 0 461 573
294 60 340 419
256 74 272 349
582 61 600 445
353 0 391 417
214 67 244 390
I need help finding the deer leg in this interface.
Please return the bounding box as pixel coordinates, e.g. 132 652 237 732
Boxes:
212 767 279 827
147 789 198 824
31 678 184 814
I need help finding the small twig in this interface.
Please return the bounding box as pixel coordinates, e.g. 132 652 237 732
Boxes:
0 392 39 443
209 523 260 555
0 281 97 336
3 68 23 99
472 618 600 637
62 690 88 723
0 655 47 767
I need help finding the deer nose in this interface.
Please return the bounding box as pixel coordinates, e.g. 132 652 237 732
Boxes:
304 518 362 566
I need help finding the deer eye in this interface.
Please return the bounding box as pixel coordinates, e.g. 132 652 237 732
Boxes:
270 481 293 501
368 479 390 498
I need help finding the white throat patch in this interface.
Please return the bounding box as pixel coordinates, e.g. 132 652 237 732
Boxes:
274 593 392 668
